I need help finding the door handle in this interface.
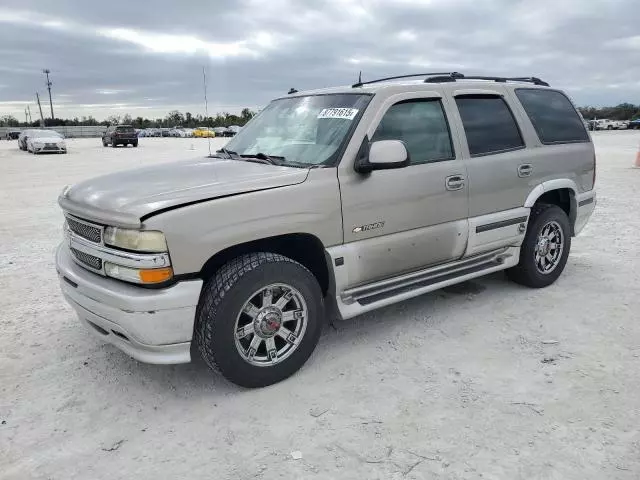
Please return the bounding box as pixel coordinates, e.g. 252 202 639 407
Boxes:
518 164 533 177
445 175 465 191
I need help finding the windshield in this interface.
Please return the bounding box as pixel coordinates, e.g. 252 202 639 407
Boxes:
116 126 134 132
224 94 372 166
32 130 62 138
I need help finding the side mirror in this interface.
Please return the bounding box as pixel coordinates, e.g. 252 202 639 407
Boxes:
354 139 410 174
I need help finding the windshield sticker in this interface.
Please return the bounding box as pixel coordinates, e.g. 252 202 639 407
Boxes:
317 108 359 120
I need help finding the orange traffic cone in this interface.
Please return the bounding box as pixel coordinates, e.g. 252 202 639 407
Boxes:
635 142 640 168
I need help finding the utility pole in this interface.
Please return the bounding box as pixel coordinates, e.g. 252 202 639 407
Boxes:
36 92 45 126
27 105 32 123
24 108 29 124
43 69 54 119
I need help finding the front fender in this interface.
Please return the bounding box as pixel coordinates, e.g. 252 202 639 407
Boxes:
143 168 343 275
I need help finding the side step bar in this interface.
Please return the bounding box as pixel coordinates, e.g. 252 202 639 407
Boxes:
340 248 517 309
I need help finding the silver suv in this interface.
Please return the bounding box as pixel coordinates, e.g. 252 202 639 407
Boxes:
56 72 596 387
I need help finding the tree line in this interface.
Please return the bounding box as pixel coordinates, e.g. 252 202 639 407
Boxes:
577 103 640 121
0 108 257 128
3 103 640 128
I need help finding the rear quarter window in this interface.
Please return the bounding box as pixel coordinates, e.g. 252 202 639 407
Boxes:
515 89 589 144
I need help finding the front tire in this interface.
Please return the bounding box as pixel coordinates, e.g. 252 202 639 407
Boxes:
507 204 571 288
196 252 323 388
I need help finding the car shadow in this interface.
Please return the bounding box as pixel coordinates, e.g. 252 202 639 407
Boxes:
89 271 525 396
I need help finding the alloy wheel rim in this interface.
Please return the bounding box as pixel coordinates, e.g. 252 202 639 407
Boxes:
534 220 564 274
234 283 308 367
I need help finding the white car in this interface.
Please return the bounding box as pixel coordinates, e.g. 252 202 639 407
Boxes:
594 119 627 130
27 130 67 154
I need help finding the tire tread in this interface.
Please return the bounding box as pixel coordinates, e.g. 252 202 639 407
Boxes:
195 252 309 376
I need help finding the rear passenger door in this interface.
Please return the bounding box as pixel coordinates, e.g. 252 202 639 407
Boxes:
446 90 534 256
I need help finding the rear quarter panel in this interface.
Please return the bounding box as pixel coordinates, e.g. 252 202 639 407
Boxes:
503 87 596 195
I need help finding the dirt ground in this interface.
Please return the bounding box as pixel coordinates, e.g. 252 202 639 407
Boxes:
1 132 639 480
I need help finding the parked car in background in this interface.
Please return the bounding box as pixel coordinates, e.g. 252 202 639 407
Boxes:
18 129 46 150
224 125 241 137
593 119 628 130
5 130 21 140
102 125 138 147
212 127 226 137
193 127 216 138
27 130 66 154
629 119 640 130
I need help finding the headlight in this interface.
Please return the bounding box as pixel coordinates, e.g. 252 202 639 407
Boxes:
104 262 173 284
104 227 168 252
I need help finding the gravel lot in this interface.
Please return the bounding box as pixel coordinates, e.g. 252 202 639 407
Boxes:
1 133 639 480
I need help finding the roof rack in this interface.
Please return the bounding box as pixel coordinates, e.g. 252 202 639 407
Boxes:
352 72 464 88
352 72 549 88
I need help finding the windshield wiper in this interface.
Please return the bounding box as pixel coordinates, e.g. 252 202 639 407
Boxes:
214 148 240 159
240 152 286 165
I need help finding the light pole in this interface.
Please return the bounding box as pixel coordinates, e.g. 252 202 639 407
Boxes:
43 69 54 119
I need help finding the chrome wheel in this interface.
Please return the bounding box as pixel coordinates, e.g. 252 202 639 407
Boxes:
234 283 308 367
534 220 564 274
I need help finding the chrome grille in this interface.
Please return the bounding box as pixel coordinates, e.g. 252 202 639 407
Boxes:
70 247 102 271
67 216 102 243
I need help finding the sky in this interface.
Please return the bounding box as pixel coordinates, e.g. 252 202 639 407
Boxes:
0 0 639 121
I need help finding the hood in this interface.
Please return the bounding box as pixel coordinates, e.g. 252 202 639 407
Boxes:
59 157 309 228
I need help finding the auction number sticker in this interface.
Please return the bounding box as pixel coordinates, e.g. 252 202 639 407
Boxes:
317 108 359 120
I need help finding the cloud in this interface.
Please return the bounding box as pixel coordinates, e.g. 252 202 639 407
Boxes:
0 0 639 120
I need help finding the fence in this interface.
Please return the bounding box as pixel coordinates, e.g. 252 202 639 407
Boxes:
1 126 107 138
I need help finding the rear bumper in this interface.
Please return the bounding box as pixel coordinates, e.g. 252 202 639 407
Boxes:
575 190 596 235
56 244 202 364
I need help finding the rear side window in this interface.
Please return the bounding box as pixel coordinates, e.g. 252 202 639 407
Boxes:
372 99 454 165
515 89 589 144
455 95 524 156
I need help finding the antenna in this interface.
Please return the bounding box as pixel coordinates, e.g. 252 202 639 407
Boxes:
202 66 211 157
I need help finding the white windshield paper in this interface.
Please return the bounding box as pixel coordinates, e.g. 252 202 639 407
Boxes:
317 108 359 120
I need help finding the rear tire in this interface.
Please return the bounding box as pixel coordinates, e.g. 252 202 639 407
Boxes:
133 141 138 147
196 252 324 388
507 204 571 288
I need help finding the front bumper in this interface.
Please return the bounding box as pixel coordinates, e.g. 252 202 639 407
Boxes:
34 145 66 153
56 244 202 364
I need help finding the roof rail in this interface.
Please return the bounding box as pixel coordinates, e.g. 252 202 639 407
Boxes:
352 72 464 88
424 73 549 87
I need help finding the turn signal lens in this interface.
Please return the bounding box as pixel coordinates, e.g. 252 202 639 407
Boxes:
104 262 173 285
139 267 173 284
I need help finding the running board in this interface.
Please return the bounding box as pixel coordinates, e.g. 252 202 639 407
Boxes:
340 248 517 312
